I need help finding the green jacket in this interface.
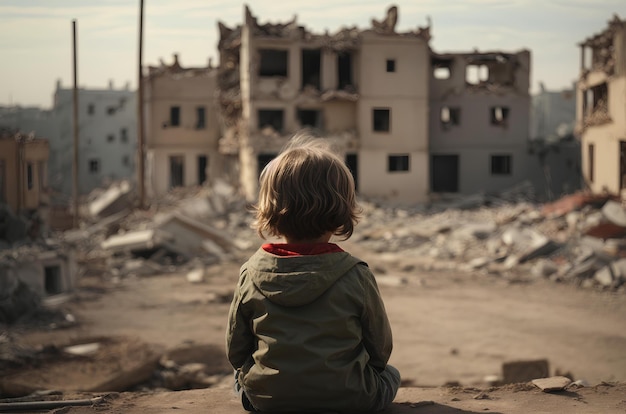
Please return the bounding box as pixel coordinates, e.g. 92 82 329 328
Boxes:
226 247 394 412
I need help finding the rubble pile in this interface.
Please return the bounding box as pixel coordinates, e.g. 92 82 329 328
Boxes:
354 188 626 292
64 179 253 281
2 176 625 332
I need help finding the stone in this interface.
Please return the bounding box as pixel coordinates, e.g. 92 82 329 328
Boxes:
502 359 549 384
531 376 572 392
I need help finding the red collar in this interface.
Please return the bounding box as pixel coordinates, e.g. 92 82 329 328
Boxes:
262 243 344 256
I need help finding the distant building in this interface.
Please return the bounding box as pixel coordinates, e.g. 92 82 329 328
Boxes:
52 80 137 199
429 50 531 195
576 15 626 196
143 54 224 197
0 81 137 201
526 83 581 200
531 83 576 142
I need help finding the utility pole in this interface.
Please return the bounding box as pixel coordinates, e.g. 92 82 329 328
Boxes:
72 19 79 228
137 0 146 209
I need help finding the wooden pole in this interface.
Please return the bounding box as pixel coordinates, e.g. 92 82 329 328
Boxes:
137 0 146 209
72 19 79 228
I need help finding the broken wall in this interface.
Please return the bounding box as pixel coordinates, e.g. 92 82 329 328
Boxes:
145 59 226 197
429 50 531 196
577 17 626 195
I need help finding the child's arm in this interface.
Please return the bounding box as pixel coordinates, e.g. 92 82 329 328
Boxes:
360 269 393 371
226 271 255 369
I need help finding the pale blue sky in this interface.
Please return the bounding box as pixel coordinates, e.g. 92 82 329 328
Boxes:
1 0 624 107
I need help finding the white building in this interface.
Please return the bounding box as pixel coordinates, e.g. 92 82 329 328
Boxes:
0 81 137 201
52 80 137 198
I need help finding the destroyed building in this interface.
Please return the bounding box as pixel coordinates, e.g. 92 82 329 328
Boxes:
217 5 432 203
144 55 230 197
429 50 531 195
0 130 49 221
577 15 626 197
209 6 540 203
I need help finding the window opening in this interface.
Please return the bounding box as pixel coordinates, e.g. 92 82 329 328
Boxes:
491 155 512 175
26 163 33 190
44 265 63 295
338 52 353 90
466 64 488 85
373 108 390 132
170 106 181 127
258 109 284 133
169 155 184 188
441 106 461 128
198 155 208 185
588 143 594 182
386 59 396 73
88 159 100 173
259 49 288 77
297 109 322 129
196 106 206 129
490 106 510 126
388 155 409 172
302 49 321 90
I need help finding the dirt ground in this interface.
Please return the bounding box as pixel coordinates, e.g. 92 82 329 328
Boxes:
2 238 626 412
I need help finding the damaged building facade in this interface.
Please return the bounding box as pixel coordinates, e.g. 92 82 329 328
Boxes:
429 50 531 195
0 131 50 216
577 16 626 197
144 55 226 197
144 6 534 203
216 6 432 203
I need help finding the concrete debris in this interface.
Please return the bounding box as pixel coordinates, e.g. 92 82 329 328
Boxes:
87 180 133 219
531 376 572 392
502 359 550 385
355 189 626 292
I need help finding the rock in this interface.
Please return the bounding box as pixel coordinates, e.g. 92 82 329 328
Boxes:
594 266 614 287
532 376 572 392
502 359 549 384
602 200 626 227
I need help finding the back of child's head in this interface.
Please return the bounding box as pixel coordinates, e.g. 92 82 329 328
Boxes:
254 133 359 241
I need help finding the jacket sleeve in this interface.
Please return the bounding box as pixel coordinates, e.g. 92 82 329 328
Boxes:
226 269 255 370
360 267 393 371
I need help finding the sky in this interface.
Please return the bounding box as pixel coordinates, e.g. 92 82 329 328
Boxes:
1 0 625 108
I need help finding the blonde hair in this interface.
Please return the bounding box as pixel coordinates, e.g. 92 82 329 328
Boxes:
254 134 359 241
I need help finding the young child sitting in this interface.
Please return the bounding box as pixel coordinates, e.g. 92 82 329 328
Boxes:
226 135 400 412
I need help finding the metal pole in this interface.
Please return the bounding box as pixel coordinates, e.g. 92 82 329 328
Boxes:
137 0 146 209
72 19 79 228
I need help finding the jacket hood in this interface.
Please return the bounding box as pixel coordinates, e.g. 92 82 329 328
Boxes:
245 248 363 307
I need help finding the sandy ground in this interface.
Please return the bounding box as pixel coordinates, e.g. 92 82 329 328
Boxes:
3 238 626 412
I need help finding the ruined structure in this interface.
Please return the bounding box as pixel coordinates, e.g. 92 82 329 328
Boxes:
0 130 49 216
144 5 534 203
217 5 432 203
144 55 227 197
576 15 626 196
429 50 531 195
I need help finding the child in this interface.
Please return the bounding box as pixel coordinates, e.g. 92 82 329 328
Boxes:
226 135 400 412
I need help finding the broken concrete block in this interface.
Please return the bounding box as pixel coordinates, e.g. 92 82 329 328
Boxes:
88 180 132 218
101 229 174 253
531 259 558 278
186 267 206 284
531 376 572 392
594 266 615 287
594 259 626 287
502 359 549 384
602 200 626 227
